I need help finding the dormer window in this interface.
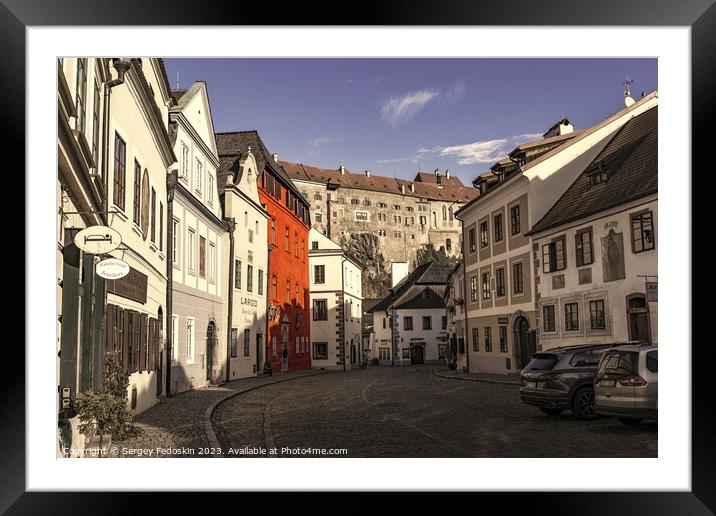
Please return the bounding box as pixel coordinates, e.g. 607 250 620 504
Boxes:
588 165 610 186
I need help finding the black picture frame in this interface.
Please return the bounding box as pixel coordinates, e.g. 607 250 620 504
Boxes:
9 0 713 513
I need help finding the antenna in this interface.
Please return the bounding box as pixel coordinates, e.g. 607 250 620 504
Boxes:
622 76 635 107
176 71 179 90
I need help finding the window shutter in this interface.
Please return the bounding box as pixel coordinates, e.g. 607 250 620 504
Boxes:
106 304 115 359
153 319 160 371
138 314 147 371
121 308 130 372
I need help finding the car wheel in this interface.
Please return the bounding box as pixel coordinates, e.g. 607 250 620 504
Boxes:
539 407 564 416
572 387 597 420
617 417 643 426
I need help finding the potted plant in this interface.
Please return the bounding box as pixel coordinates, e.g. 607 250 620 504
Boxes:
74 352 134 457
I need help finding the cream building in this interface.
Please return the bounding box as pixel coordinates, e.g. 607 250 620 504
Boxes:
217 136 270 379
308 229 364 370
369 261 451 366
168 81 227 392
529 104 658 349
455 92 658 375
444 261 468 371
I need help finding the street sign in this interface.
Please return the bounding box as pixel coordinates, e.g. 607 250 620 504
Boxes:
96 258 130 280
74 226 122 255
646 281 658 302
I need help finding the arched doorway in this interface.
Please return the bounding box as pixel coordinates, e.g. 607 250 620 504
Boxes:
206 321 216 382
513 316 535 369
626 294 651 343
410 344 425 365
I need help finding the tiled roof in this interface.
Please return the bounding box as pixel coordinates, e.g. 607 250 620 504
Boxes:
279 161 478 203
528 105 657 235
512 130 583 153
369 261 452 313
413 171 465 188
215 131 309 206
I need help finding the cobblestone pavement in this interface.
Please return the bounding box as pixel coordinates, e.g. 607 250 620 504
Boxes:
213 365 657 458
112 370 324 458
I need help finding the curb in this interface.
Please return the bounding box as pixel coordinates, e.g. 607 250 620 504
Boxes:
204 371 328 457
431 366 521 386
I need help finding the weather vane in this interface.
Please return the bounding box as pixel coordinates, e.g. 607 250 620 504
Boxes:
623 76 634 98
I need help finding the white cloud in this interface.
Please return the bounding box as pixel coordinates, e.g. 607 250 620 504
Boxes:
438 139 508 165
513 132 544 144
380 89 439 127
443 79 466 105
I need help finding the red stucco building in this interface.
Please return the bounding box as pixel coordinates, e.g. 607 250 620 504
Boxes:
222 131 311 372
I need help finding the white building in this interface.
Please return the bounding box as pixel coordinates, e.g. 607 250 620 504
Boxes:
308 229 363 370
529 104 658 348
168 81 226 392
369 261 452 366
455 92 658 375
217 135 270 379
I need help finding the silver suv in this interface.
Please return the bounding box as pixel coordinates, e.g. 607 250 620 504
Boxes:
594 344 658 424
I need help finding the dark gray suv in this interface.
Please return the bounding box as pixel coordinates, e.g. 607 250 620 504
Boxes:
519 343 628 420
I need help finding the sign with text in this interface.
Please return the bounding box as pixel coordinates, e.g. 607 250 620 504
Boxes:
646 281 658 302
96 258 130 280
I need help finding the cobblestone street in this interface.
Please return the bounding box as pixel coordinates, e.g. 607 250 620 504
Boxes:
212 365 657 458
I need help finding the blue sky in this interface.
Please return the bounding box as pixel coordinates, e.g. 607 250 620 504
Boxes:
164 58 657 185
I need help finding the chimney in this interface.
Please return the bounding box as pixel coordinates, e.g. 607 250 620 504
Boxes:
391 262 409 288
434 168 440 177
445 170 450 179
272 153 278 163
409 182 415 192
400 184 405 194
339 165 345 175
365 170 370 177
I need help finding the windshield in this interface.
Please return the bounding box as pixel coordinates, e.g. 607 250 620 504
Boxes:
525 353 558 371
597 350 639 379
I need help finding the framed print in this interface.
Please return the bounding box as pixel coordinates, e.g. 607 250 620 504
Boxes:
8 0 714 512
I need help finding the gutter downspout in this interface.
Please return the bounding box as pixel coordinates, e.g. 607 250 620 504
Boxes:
225 218 236 383
461 261 470 372
341 257 347 372
265 241 273 372
165 170 178 397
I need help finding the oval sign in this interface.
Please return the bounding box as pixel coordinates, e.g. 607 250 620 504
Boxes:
74 226 122 255
96 258 130 280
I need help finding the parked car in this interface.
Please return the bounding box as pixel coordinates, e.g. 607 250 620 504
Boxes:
594 344 658 424
519 343 631 420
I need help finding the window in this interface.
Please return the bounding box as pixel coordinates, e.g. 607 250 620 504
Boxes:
208 242 215 280
150 188 156 243
187 229 195 271
234 260 241 289
244 329 251 357
113 133 126 209
431 212 437 227
512 262 524 294
199 236 206 277
91 79 100 168
543 305 556 332
403 316 413 331
312 264 326 284
564 303 579 331
180 144 189 179
294 233 298 257
271 275 277 299
313 342 328 360
382 318 386 329
446 238 452 252
442 316 447 330
589 300 606 330
470 276 478 302
422 316 432 330
75 58 87 132
258 269 264 295
442 205 447 220
313 299 328 321
542 236 566 273
449 206 454 220
271 220 276 245
285 227 290 251
481 272 491 301
285 281 291 304
246 264 253 292
311 241 319 250
510 204 521 235
195 159 203 194
589 165 610 186
315 213 322 223
230 328 238 358
159 203 163 252
494 213 504 242
499 326 508 352
171 315 179 361
646 350 658 373
133 160 142 224
354 211 369 222
484 327 492 352
351 198 359 205
186 318 195 364
575 228 594 266
314 192 322 200
631 210 655 252
495 268 505 297
172 218 180 264
480 221 489 248
207 174 214 206
468 227 476 253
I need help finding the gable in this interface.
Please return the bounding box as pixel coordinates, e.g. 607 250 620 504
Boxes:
182 84 218 157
